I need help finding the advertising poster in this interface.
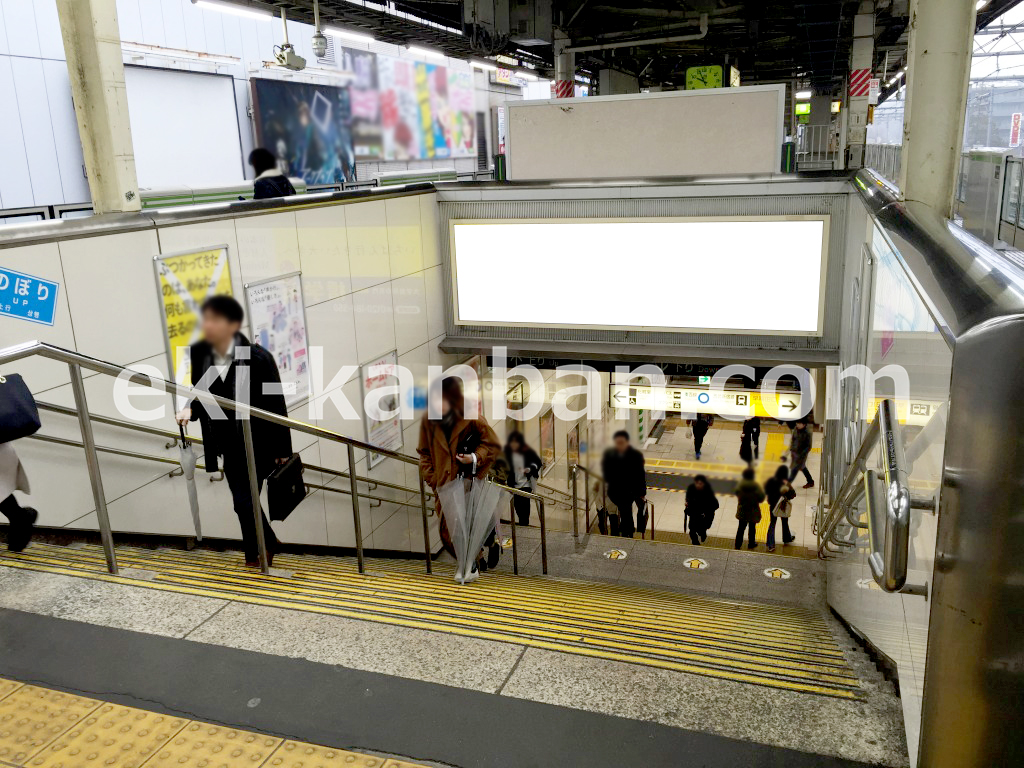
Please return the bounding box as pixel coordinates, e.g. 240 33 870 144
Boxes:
539 407 555 474
360 350 403 468
245 272 310 407
448 69 476 157
154 246 233 388
567 423 580 469
379 55 422 161
340 47 383 159
251 78 356 184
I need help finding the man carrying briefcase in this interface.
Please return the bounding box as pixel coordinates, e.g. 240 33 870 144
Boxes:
176 296 293 568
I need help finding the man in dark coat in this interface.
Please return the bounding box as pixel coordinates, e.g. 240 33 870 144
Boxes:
601 430 647 538
176 296 292 567
787 420 815 489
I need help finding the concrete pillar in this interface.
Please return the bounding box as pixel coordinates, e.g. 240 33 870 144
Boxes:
56 0 140 214
598 68 639 95
899 0 977 216
846 1 875 169
553 27 574 98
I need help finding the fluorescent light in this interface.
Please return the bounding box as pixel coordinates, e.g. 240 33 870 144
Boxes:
977 0 988 9
518 71 538 81
795 90 812 100
406 45 446 61
472 60 497 71
324 26 374 44
193 0 271 21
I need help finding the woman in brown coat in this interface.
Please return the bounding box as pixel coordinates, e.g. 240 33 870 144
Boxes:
417 377 501 575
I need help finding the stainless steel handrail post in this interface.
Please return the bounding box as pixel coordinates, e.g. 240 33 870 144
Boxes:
347 444 364 573
419 476 432 574
240 418 270 575
69 362 118 575
878 398 910 591
570 465 579 540
584 476 591 533
538 498 548 574
509 496 519 575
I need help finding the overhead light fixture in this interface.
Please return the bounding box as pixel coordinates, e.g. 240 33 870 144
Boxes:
407 45 446 61
977 0 988 9
518 71 538 81
324 26 374 44
472 60 497 71
192 0 271 21
795 90 813 100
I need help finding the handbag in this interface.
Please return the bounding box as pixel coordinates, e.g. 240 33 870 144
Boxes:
0 374 41 445
772 497 792 519
267 453 307 521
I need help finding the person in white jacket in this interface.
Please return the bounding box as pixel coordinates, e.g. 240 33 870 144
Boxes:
0 442 36 551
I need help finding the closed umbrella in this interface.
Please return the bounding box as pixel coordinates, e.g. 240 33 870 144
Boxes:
437 476 471 582
178 425 203 540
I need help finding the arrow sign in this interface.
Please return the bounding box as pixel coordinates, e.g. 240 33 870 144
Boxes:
763 567 792 580
613 391 626 403
782 400 798 412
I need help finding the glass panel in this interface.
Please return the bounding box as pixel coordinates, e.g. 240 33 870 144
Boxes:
1004 159 1022 226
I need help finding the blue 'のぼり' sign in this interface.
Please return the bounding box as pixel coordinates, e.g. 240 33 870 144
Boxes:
0 268 59 326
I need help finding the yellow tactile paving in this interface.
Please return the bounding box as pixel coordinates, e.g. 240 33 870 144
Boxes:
29 704 188 768
145 722 281 768
269 740 420 768
0 543 860 700
0 679 426 768
0 686 101 766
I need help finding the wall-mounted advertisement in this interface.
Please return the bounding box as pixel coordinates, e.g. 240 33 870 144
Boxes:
360 350 403 468
153 246 233 388
450 217 830 335
244 272 311 407
539 407 555 474
567 423 580 469
251 78 356 184
340 47 383 159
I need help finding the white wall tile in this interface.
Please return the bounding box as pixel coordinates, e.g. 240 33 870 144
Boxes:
391 272 427 355
42 60 89 205
423 264 446 340
233 211 300 285
385 196 423 278
420 193 441 268
160 0 189 50
32 0 64 60
1 0 40 58
115 0 145 44
0 57 33 209
314 376 362 472
305 293 358 396
58 229 164 366
11 57 65 205
398 342 429 424
138 0 167 46
345 200 391 291
0 242 76 393
295 204 351 305
199 4 226 54
156 219 244 299
352 282 396 363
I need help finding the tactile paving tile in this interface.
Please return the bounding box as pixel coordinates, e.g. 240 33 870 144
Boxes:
269 741 424 768
0 685 100 765
0 679 24 702
143 722 281 768
28 704 187 768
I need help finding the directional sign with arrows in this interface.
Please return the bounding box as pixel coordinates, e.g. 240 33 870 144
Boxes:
763 567 792 580
609 383 804 418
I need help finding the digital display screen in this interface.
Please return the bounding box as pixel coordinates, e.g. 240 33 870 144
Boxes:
450 218 829 335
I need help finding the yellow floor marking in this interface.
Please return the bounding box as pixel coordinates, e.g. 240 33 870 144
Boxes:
0 685 101 765
0 678 429 768
29 704 188 768
270 738 433 768
145 722 281 768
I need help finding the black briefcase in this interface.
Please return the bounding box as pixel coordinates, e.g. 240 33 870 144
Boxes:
0 374 41 445
267 453 307 521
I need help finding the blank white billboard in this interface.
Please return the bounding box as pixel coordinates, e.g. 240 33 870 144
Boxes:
450 217 829 335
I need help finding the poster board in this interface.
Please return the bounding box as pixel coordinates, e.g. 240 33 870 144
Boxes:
360 350 403 468
539 407 555 476
153 245 232 389
244 272 311 407
567 423 580 472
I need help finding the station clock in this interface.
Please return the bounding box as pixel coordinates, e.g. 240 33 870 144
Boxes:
685 64 724 90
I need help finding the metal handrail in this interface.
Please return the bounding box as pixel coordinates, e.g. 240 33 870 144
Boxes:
0 340 431 577
569 463 606 540
817 398 911 592
496 482 548 575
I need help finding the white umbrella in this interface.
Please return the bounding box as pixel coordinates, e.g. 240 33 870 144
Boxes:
178 426 203 540
437 476 471 581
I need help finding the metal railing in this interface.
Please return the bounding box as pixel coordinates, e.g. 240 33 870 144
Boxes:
864 144 902 187
795 124 838 170
817 399 913 592
0 341 432 578
503 485 548 575
569 464 604 540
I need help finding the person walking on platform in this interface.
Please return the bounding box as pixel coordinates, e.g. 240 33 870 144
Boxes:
742 416 761 460
734 468 766 550
684 474 719 545
786 420 815 489
504 431 542 526
249 148 296 200
418 377 502 576
176 296 292 568
764 464 797 551
690 414 712 460
602 430 647 538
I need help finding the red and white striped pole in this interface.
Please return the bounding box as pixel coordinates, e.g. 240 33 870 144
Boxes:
554 27 574 98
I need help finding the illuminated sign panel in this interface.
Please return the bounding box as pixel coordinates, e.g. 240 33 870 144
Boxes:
450 217 829 335
795 102 811 115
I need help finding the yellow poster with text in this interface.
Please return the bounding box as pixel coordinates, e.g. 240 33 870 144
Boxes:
155 247 232 387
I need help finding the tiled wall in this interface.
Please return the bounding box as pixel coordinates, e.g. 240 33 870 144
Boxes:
0 190 462 554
